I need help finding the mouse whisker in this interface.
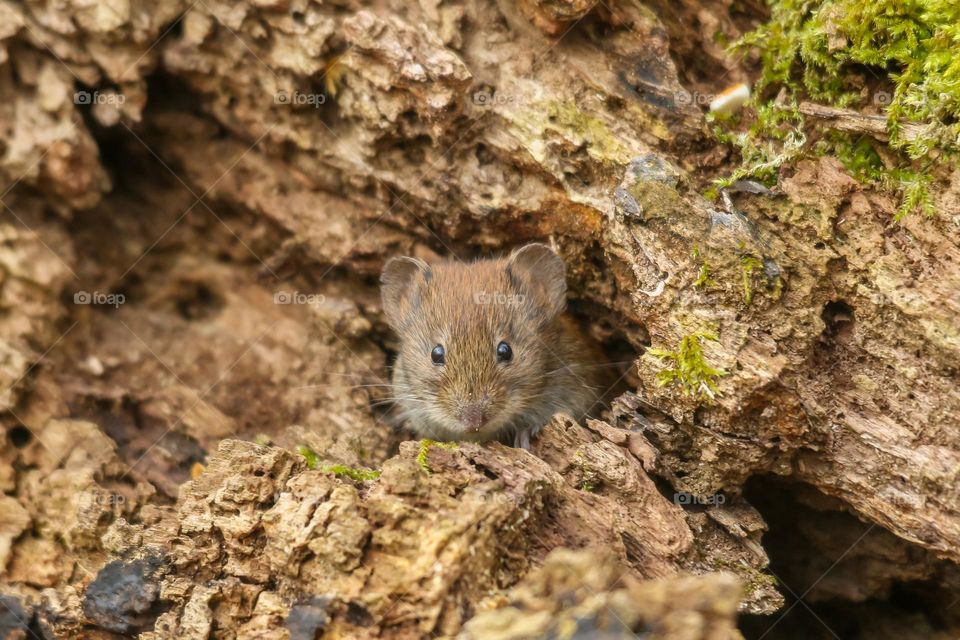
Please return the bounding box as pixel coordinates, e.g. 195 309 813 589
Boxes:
566 360 637 369
291 382 392 391
320 372 380 378
370 396 431 407
538 362 632 377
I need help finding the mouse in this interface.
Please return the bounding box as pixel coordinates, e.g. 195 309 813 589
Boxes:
380 243 603 448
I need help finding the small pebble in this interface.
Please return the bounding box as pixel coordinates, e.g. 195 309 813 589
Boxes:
85 355 104 376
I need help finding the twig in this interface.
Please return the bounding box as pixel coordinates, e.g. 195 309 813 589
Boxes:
797 101 925 143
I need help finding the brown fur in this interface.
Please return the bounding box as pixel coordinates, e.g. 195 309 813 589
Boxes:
380 244 602 448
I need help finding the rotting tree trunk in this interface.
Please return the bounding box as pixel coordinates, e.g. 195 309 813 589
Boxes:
0 0 958 638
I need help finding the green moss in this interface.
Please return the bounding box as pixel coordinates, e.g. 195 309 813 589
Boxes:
296 445 320 469
719 0 960 219
296 445 381 481
321 464 381 482
816 132 885 182
693 262 716 290
710 103 807 190
648 332 728 401
817 134 937 220
691 246 715 289
740 254 764 305
888 168 937 221
770 275 784 300
416 439 459 475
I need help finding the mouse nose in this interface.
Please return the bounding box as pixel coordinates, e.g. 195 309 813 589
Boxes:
460 403 489 433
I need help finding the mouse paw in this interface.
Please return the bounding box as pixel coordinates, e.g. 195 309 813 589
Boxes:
514 430 531 450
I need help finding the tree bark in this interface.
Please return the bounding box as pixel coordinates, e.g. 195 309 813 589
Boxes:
0 0 958 638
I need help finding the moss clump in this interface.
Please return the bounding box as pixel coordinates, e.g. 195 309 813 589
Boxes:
648 333 728 401
416 439 459 475
296 445 381 481
719 0 960 219
711 103 807 190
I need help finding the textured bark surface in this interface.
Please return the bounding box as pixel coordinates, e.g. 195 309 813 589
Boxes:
0 0 958 638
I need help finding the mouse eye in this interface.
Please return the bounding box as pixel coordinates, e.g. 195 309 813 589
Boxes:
431 344 445 365
496 341 513 363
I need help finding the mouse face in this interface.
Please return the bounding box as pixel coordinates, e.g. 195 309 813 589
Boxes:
381 244 568 441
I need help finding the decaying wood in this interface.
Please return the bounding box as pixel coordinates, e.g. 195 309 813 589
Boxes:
0 0 958 637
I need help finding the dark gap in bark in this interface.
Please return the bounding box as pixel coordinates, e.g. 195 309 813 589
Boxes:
7 424 31 448
740 475 956 639
821 300 855 341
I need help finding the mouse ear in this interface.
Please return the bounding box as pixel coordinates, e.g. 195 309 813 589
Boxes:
381 256 431 330
506 243 566 321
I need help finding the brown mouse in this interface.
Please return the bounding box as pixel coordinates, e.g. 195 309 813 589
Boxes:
380 243 603 448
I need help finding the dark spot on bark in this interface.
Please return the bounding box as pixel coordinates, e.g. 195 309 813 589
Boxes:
8 424 31 448
285 596 331 640
475 143 494 166
83 556 165 633
0 595 31 638
345 601 373 626
176 281 224 320
168 15 184 39
762 258 781 281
